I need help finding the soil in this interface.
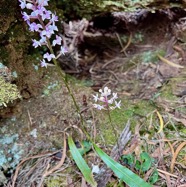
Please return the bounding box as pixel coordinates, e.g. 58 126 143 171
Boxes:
0 9 186 187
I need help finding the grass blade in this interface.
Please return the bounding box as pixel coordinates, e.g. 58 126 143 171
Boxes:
68 136 97 187
94 144 152 187
156 110 164 133
157 54 184 68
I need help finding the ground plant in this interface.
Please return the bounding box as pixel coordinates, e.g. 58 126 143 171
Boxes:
1 0 185 186
15 0 155 186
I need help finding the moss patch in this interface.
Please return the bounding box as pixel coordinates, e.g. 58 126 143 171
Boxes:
45 176 67 187
95 98 156 146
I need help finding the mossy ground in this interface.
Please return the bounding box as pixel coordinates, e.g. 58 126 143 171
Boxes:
95 98 157 146
1 40 186 186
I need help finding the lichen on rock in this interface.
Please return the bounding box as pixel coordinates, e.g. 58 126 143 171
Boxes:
0 76 21 107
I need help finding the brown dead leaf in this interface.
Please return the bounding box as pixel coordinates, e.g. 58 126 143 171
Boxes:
67 176 74 187
170 142 186 173
144 168 154 181
162 165 171 187
156 110 164 133
172 117 186 127
123 124 140 155
38 133 67 187
158 54 184 68
122 135 139 155
151 139 177 160
173 45 185 61
81 177 88 187
151 147 161 158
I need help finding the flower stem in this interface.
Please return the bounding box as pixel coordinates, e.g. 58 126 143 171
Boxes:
46 38 91 140
107 108 121 157
21 0 91 141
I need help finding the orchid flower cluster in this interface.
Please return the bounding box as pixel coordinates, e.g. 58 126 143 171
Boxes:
92 87 121 110
19 0 67 68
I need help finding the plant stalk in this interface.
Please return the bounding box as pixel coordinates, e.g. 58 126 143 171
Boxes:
46 39 91 140
107 108 121 158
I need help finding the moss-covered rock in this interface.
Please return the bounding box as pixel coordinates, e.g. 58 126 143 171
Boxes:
56 0 186 19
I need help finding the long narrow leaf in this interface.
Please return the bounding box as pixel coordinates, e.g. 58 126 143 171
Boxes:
157 54 184 68
156 110 164 133
68 136 97 187
94 144 152 187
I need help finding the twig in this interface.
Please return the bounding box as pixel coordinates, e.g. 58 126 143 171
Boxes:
162 165 171 187
115 32 132 56
157 169 178 178
120 32 132 53
64 125 84 140
27 109 33 130
38 133 67 187
170 142 186 173
115 32 125 56
11 151 59 187
90 107 97 143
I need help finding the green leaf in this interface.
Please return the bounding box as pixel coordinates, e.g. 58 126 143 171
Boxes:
149 169 158 184
68 136 97 187
122 154 135 166
140 152 152 172
78 140 92 156
135 160 141 171
94 144 152 187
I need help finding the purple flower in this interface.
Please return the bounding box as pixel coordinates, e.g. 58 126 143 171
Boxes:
32 39 41 48
60 46 68 55
40 59 48 68
19 0 26 9
33 6 46 17
29 22 42 32
48 23 58 32
22 12 30 21
38 0 49 6
26 3 33 9
40 28 52 38
39 36 47 45
52 35 62 46
41 10 51 21
51 14 58 23
41 23 58 38
19 0 66 68
43 52 55 61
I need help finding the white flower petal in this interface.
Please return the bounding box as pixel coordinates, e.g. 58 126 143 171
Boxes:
115 100 121 109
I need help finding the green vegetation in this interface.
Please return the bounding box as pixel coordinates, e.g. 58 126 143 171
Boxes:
96 98 156 145
56 0 185 19
122 152 158 185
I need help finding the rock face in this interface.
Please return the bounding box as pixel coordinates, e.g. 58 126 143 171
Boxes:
57 0 186 19
0 0 17 36
0 0 45 108
0 2 47 121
